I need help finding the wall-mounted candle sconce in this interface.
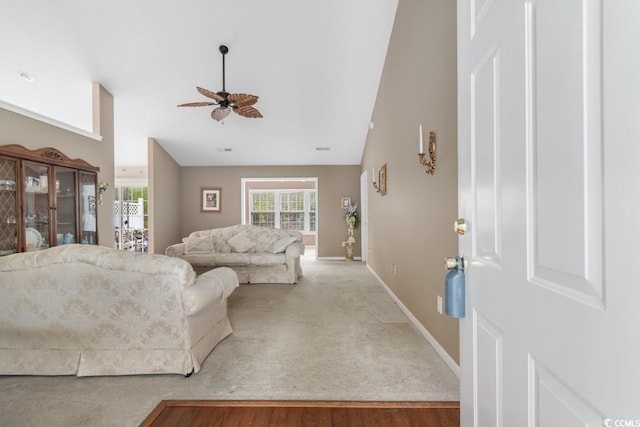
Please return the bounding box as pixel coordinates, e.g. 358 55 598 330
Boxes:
418 125 436 175
98 182 109 205
372 164 387 195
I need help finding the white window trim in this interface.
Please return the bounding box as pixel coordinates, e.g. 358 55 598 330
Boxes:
241 177 319 252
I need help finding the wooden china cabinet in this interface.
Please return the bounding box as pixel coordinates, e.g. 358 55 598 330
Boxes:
0 145 100 256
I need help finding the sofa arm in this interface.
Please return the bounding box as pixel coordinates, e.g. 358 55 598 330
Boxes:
165 243 186 257
182 267 239 315
285 241 305 257
202 267 239 299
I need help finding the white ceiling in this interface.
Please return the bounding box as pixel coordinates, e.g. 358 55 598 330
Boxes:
0 0 397 167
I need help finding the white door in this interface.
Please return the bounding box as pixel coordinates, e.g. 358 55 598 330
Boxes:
457 1 640 425
360 170 368 262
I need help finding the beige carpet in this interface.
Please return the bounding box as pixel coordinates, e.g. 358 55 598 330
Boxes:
0 256 459 427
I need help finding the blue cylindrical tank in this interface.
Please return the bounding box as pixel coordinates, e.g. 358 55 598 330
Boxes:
445 256 465 318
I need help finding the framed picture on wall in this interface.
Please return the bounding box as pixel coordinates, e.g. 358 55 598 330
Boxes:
341 197 351 209
201 187 222 212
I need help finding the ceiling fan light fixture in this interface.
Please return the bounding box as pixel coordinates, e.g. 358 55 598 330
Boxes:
178 45 262 121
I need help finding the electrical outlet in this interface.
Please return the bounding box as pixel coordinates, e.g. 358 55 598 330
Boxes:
437 295 443 314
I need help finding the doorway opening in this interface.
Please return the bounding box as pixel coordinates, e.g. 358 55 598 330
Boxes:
114 186 149 252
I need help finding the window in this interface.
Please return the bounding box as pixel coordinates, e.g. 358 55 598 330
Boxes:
249 189 316 233
280 192 305 231
250 192 275 228
309 191 316 232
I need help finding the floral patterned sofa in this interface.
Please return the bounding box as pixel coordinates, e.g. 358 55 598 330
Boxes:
165 224 304 284
0 244 238 376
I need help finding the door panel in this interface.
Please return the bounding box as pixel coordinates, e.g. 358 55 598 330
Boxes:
525 0 604 307
530 357 602 426
472 44 502 265
474 312 503 426
471 0 495 37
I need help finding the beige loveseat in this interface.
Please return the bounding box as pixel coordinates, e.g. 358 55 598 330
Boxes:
0 245 238 376
165 224 304 284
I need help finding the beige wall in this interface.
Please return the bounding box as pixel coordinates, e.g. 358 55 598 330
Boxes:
178 165 361 258
148 138 181 254
0 83 115 248
362 0 459 362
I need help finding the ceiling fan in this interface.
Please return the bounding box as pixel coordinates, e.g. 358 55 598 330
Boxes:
178 45 262 121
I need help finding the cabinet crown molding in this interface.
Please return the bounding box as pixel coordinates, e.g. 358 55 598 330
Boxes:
0 145 99 172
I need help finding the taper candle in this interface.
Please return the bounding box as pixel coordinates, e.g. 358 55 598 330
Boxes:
419 125 424 154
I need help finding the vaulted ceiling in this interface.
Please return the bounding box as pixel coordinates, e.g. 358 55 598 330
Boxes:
0 1 398 167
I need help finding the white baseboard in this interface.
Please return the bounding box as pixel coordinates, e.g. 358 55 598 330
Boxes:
366 264 460 378
316 256 363 261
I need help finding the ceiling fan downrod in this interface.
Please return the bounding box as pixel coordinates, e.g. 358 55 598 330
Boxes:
219 45 228 93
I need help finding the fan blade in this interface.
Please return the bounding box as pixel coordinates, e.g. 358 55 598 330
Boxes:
228 93 259 107
234 105 263 118
197 86 225 102
177 102 216 107
211 107 231 121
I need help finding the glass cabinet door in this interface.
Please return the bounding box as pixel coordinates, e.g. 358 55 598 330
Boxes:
0 157 18 256
79 171 98 245
23 161 51 251
54 166 78 245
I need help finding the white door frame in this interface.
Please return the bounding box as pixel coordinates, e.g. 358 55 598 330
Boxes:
359 170 368 262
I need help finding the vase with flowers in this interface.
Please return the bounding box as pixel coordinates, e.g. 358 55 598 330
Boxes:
345 202 360 228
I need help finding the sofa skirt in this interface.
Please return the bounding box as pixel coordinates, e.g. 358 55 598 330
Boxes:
193 264 296 284
0 310 234 377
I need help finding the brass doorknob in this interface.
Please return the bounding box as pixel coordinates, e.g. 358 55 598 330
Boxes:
445 256 467 271
445 257 458 270
454 218 467 235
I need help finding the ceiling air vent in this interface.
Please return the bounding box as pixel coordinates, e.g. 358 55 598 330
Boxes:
216 147 233 152
315 147 331 151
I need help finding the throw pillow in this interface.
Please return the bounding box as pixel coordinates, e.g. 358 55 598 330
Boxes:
227 232 256 253
183 236 214 254
271 236 297 253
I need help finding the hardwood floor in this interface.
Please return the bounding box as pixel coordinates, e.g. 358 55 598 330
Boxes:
140 400 460 427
